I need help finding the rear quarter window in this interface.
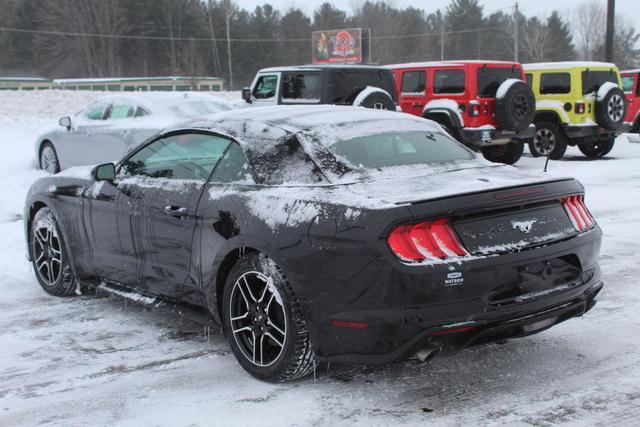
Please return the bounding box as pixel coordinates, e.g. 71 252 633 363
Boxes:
540 73 571 95
401 71 426 94
525 73 533 87
434 70 465 94
331 70 396 103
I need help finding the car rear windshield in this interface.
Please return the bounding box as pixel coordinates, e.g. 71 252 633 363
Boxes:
477 67 522 97
282 72 321 103
582 70 617 95
330 70 396 104
328 131 474 169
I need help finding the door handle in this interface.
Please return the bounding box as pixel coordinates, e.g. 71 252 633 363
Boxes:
164 205 188 217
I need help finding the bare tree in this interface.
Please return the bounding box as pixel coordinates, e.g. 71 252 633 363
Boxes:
521 16 551 62
572 0 605 61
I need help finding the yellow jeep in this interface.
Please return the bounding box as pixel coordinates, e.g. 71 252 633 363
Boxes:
524 62 628 159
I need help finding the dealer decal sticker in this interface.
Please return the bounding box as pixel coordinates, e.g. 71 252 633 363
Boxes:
444 271 464 287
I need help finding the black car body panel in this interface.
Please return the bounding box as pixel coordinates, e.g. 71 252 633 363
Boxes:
25 106 603 365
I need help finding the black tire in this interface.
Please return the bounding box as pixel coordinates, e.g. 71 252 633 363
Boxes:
29 207 77 296
222 253 314 382
530 121 568 160
595 86 627 131
39 142 60 174
578 138 615 159
353 88 396 110
481 141 524 165
494 80 536 132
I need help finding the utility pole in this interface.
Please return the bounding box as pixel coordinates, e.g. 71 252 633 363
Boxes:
605 0 615 62
225 0 233 90
513 2 519 62
440 17 445 61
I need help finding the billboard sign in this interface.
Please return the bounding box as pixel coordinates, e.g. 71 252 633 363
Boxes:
312 28 365 64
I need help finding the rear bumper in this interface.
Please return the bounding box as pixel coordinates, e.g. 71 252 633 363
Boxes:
563 124 628 141
458 125 535 148
299 225 603 364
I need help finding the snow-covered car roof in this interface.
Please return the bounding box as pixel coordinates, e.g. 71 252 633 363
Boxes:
387 60 519 69
85 92 232 116
257 64 391 73
523 61 618 71
621 69 640 74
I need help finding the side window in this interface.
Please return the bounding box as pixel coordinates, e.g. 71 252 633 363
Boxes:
135 106 149 117
85 101 108 120
525 73 533 88
434 70 465 94
252 75 278 100
281 72 321 103
109 103 135 120
401 71 426 94
209 142 254 184
121 133 231 182
621 75 635 94
540 73 571 94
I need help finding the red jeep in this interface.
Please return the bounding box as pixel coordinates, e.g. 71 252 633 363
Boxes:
622 69 640 132
388 61 536 164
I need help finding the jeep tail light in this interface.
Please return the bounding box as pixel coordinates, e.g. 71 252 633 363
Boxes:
387 219 468 262
575 102 585 114
469 100 480 116
563 195 595 232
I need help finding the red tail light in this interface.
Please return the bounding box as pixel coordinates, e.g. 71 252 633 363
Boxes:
563 195 595 232
468 100 480 116
387 218 468 262
575 102 585 114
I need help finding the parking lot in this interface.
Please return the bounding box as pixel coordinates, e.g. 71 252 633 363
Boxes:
1 91 640 426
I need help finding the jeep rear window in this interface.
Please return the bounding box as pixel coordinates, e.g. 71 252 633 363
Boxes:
540 73 571 94
582 70 617 95
401 71 426 94
434 70 465 94
476 67 522 98
330 70 396 104
282 72 321 103
622 75 635 93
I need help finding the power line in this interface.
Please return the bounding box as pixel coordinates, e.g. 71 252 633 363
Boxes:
0 25 503 43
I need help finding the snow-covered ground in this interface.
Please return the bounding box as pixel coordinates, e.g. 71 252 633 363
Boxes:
1 91 640 426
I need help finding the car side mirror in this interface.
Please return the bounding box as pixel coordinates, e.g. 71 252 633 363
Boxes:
92 162 116 182
242 87 252 103
59 116 71 131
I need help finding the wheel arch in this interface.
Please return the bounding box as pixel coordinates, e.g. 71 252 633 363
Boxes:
533 110 562 125
423 109 462 130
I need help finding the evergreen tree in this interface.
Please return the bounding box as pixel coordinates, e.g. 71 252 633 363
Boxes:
445 0 485 60
312 2 348 31
280 9 311 66
545 11 575 61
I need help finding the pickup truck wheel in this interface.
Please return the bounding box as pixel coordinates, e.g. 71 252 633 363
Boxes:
530 121 568 160
596 86 626 130
578 138 615 159
481 142 524 165
29 208 77 296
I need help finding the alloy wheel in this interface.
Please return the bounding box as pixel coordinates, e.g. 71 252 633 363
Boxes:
32 218 62 286
607 94 624 122
512 93 529 120
229 271 287 367
41 146 58 174
533 128 556 155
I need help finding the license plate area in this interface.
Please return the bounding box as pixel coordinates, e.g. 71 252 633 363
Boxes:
453 205 576 255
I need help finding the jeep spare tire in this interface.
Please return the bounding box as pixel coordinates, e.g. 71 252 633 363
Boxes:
595 83 626 131
352 86 396 110
494 79 535 132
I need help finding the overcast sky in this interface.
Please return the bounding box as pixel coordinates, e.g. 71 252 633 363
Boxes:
236 0 640 25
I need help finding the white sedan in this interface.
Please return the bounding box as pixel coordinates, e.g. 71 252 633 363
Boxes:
36 92 233 173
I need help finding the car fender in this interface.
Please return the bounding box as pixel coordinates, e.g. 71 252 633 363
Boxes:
534 101 571 123
422 99 464 128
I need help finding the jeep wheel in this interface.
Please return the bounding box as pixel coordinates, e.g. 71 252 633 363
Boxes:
494 80 536 132
481 142 524 165
530 121 568 160
352 87 396 110
596 86 627 131
578 138 615 159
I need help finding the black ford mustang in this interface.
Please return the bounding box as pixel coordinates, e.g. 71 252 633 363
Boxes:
24 105 603 382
